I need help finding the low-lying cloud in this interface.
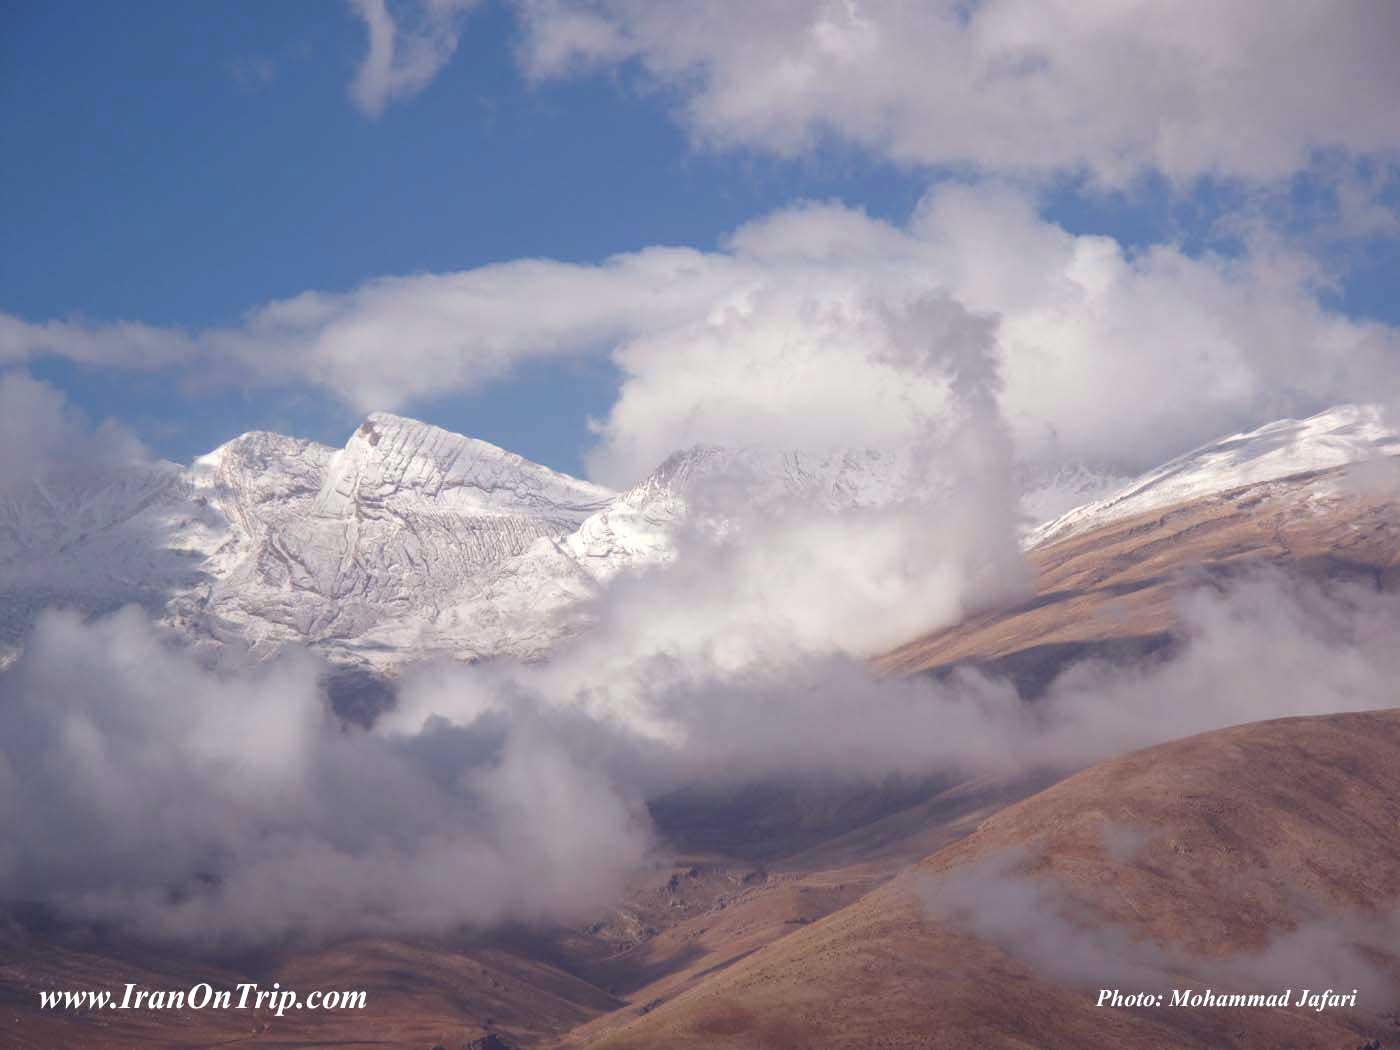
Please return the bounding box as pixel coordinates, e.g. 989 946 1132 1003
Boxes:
0 608 651 945
922 846 1400 1006
3 549 1399 946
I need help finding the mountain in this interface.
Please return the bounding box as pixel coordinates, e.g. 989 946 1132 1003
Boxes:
176 413 613 667
0 421 922 671
880 444 1400 684
0 413 616 671
1030 403 1400 546
6 407 1399 1050
580 709 1400 1050
1 404 1394 676
439 443 920 658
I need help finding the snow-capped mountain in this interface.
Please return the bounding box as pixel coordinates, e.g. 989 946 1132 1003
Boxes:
1029 404 1400 546
423 443 923 661
174 413 614 667
2 404 1395 674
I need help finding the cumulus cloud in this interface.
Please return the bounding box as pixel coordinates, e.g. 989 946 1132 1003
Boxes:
393 563 1400 801
0 371 208 656
347 0 483 117
588 187 1400 481
0 371 144 495
515 0 1400 185
6 186 1397 484
1019 573 1400 768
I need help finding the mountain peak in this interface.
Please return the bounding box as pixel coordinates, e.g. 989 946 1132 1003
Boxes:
315 412 612 521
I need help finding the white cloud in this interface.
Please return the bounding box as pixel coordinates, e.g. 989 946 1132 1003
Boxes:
0 607 651 943
0 249 747 418
514 0 1400 185
0 371 152 500
4 186 1397 484
0 313 196 371
347 0 483 117
589 187 1400 482
923 849 1400 1002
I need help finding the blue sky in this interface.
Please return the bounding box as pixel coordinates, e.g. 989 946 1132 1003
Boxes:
3 2 919 469
3 1 1398 480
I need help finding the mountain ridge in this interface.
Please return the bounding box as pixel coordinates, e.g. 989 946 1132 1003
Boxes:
2 403 1395 673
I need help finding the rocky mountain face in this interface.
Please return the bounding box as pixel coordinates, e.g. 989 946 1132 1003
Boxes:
1 404 1395 675
0 417 927 671
0 413 620 669
176 413 614 667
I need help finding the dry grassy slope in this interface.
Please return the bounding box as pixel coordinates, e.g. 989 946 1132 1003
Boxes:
0 779 1039 1050
586 710 1400 1050
556 774 1050 1048
879 463 1400 683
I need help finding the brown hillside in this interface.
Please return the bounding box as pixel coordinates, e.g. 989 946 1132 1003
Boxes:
586 709 1400 1049
879 463 1400 688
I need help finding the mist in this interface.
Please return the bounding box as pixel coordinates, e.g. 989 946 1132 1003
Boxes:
921 844 1400 1007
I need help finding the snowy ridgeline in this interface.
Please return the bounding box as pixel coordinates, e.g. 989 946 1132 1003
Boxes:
1029 404 1400 546
0 405 1395 672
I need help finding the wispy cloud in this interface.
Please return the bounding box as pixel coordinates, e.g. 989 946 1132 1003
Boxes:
228 56 277 92
347 0 483 117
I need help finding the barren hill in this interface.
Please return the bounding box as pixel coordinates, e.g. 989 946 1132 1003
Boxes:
583 708 1400 1049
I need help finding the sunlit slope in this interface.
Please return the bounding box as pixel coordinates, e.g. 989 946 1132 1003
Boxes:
586 708 1400 1049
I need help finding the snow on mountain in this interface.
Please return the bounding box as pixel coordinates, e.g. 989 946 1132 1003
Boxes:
1018 464 1132 528
1028 404 1400 547
0 449 216 664
4 404 1393 675
427 443 918 660
176 413 614 667
0 413 620 671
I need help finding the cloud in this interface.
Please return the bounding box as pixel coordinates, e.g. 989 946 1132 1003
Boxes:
7 187 1397 485
1020 573 1400 768
0 607 651 944
0 313 196 371
0 371 209 657
0 371 144 494
587 187 1400 482
515 0 1400 185
0 248 747 423
922 850 1399 1002
347 0 483 117
7 0 1398 960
